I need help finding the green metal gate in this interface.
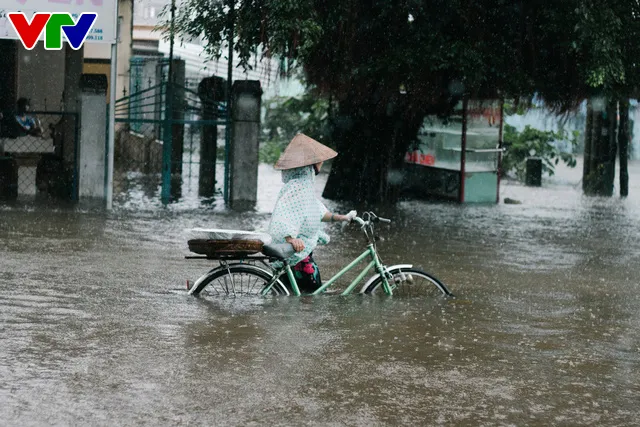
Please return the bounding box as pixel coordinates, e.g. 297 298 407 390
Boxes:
113 79 229 205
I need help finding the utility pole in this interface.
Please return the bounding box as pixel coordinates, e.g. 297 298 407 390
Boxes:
224 0 234 203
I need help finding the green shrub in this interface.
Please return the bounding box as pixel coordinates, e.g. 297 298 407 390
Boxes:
259 139 287 164
259 92 332 163
502 124 578 180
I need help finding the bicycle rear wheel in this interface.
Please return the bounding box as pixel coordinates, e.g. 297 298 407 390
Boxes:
189 265 289 296
362 267 453 297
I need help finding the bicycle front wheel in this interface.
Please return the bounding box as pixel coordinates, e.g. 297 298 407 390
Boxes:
362 267 453 297
190 265 289 297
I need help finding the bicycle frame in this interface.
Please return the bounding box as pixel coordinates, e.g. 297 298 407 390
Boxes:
312 243 390 296
262 242 391 297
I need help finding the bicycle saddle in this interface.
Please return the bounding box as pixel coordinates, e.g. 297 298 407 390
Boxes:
262 243 295 260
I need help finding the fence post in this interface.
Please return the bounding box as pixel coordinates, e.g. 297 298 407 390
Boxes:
197 76 226 198
160 59 185 204
161 80 173 204
170 60 185 201
229 80 262 210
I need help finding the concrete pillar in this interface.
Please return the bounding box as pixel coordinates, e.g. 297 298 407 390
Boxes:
77 74 108 201
0 40 17 111
62 46 84 163
229 80 262 210
197 76 226 198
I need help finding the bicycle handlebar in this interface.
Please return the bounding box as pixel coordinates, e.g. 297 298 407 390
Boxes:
353 217 366 226
352 212 392 226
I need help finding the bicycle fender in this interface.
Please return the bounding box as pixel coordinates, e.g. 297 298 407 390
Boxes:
189 269 218 295
361 264 413 292
228 263 277 278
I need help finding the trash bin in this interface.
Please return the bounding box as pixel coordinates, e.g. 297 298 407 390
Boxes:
0 155 19 201
525 157 542 187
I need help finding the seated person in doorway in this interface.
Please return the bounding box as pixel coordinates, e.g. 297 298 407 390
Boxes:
14 98 43 137
0 98 43 138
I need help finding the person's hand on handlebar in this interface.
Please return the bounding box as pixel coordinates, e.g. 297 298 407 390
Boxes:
322 210 357 223
285 236 305 252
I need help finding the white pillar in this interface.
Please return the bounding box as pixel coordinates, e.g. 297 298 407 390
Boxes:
105 42 117 210
78 75 108 200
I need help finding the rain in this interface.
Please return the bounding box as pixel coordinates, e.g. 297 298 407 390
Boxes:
2 1 640 426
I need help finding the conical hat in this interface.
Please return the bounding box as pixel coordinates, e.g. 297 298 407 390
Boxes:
274 133 338 170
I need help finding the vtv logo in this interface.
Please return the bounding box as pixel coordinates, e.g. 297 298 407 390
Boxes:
8 12 98 50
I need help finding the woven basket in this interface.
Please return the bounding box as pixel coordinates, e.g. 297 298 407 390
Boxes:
187 239 264 257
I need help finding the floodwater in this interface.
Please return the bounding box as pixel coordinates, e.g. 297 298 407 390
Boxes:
2 160 640 426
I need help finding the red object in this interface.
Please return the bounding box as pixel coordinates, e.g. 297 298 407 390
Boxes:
406 151 436 166
8 13 51 50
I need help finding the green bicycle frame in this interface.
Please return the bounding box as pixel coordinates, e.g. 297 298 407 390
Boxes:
260 264 300 296
311 243 390 296
260 244 392 297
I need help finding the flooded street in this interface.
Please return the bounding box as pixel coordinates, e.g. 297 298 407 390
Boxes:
2 160 640 426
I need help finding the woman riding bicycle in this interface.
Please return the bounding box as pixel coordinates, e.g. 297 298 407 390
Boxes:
269 133 356 294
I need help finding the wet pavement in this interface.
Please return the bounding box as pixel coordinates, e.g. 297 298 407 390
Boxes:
1 159 640 426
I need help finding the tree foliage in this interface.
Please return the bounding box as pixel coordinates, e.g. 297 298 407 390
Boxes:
260 93 332 164
168 1 640 106
165 0 640 202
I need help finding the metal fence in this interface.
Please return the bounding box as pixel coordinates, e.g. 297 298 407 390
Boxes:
0 111 78 202
113 80 228 205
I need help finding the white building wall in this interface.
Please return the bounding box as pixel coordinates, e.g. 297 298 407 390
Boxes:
132 0 303 97
157 40 304 98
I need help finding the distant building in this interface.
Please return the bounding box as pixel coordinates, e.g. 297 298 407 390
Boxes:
131 0 303 98
83 0 135 103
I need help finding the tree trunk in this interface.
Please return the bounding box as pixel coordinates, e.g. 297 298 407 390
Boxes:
603 99 617 196
584 99 602 195
619 98 629 197
583 98 617 197
322 98 422 204
583 99 594 193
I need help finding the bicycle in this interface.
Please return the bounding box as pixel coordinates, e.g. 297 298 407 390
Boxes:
186 212 453 298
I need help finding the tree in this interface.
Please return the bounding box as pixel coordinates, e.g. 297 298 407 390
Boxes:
575 0 640 197
167 0 640 202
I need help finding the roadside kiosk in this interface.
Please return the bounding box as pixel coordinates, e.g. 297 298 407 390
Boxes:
404 99 504 203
